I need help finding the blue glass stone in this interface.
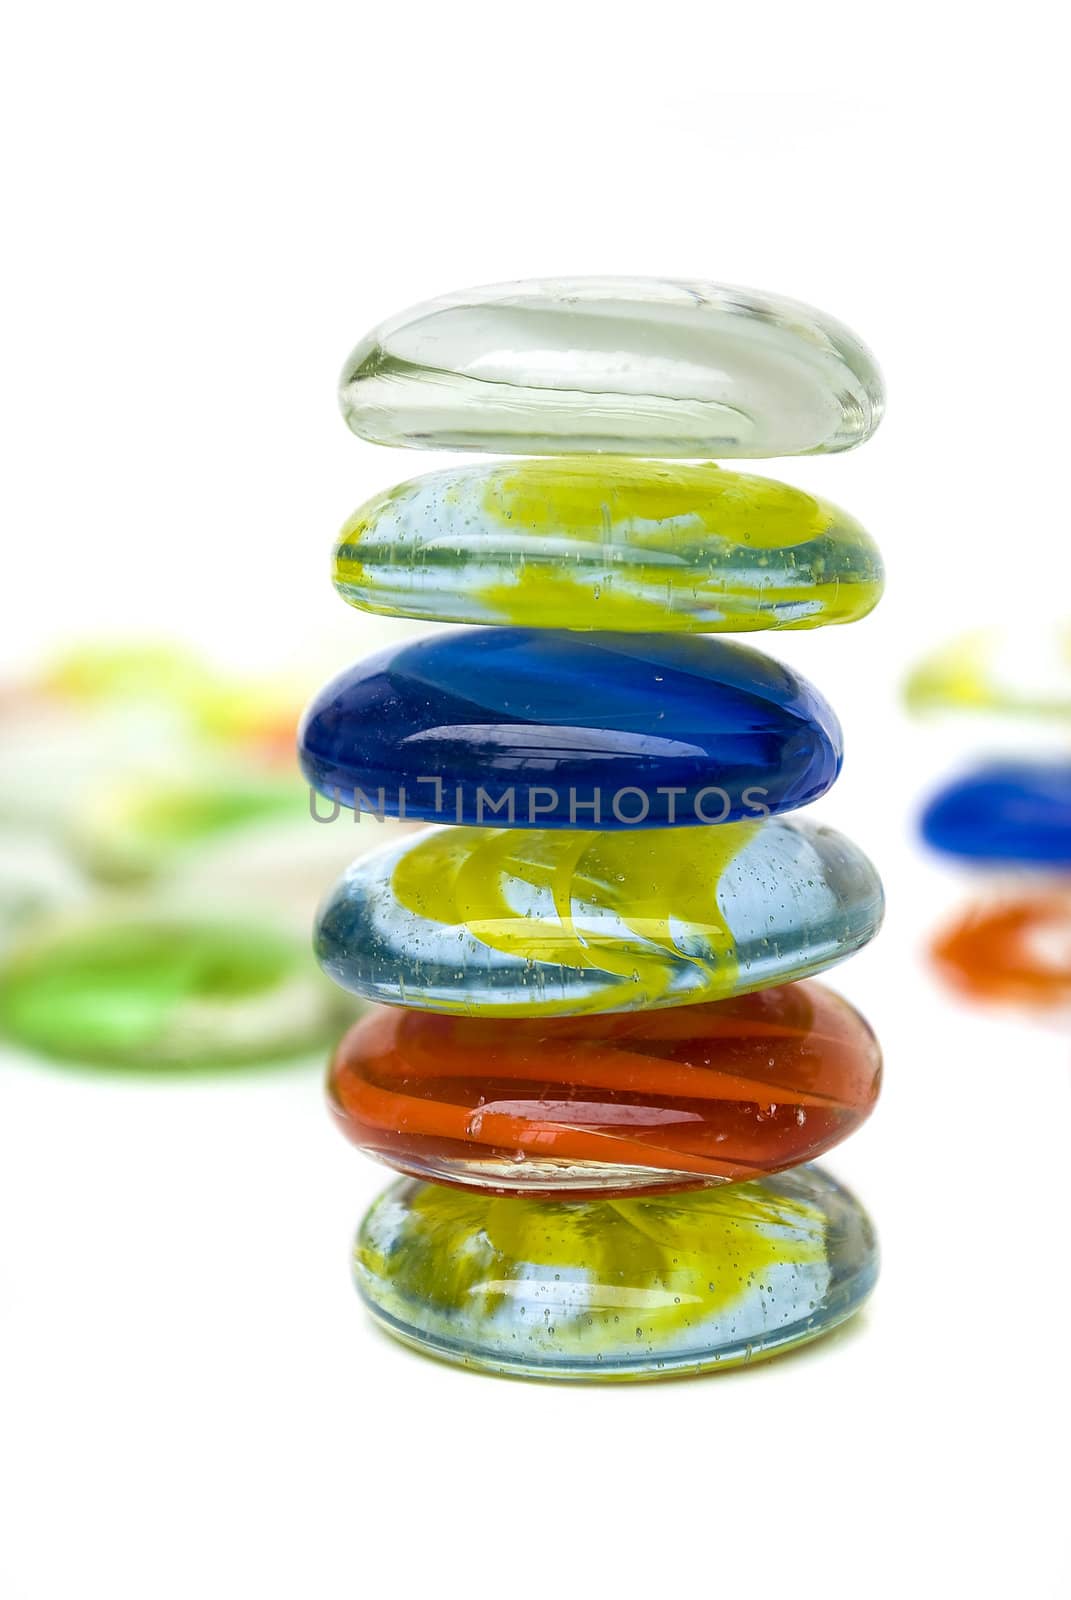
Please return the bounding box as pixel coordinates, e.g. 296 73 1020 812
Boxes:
353 1166 879 1380
298 629 842 830
314 819 884 1016
921 762 1071 865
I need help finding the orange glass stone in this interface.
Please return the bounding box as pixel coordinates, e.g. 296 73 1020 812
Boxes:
932 893 1071 1009
327 981 881 1197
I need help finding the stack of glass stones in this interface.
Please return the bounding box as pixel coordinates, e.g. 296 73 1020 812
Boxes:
300 278 886 1381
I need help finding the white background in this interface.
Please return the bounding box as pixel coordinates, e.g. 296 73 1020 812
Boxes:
3 5 1070 1597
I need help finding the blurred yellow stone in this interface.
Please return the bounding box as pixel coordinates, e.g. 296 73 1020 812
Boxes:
906 627 1071 720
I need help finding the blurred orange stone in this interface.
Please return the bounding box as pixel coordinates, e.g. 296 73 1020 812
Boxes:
327 981 881 1198
931 893 1071 1009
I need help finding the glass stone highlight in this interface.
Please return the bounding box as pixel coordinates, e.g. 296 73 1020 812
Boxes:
921 762 1071 865
354 1167 878 1380
328 982 882 1196
314 820 884 1016
339 277 884 459
333 458 885 634
0 913 353 1068
297 628 843 830
932 893 1071 1010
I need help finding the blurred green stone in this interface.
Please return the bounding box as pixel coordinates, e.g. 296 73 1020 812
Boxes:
0 912 354 1069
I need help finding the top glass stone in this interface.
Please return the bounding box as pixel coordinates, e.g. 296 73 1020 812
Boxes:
338 277 884 458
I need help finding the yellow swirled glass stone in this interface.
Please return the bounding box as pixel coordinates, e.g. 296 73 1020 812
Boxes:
314 819 884 1017
354 1168 878 1379
334 458 883 633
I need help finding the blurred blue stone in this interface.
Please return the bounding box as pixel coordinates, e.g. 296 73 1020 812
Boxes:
922 762 1071 865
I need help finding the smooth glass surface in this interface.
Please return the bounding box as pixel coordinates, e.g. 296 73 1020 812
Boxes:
339 277 883 458
354 1166 878 1380
921 762 1071 864
298 629 842 830
315 820 884 1016
334 458 884 633
328 982 882 1195
0 913 353 1068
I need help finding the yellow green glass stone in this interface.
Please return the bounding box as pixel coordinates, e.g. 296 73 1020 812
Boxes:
334 459 884 633
355 1168 878 1380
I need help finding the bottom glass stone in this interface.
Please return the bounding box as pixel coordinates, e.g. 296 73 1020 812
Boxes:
354 1167 877 1381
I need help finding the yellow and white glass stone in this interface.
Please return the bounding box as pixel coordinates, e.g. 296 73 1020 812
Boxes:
334 458 884 632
